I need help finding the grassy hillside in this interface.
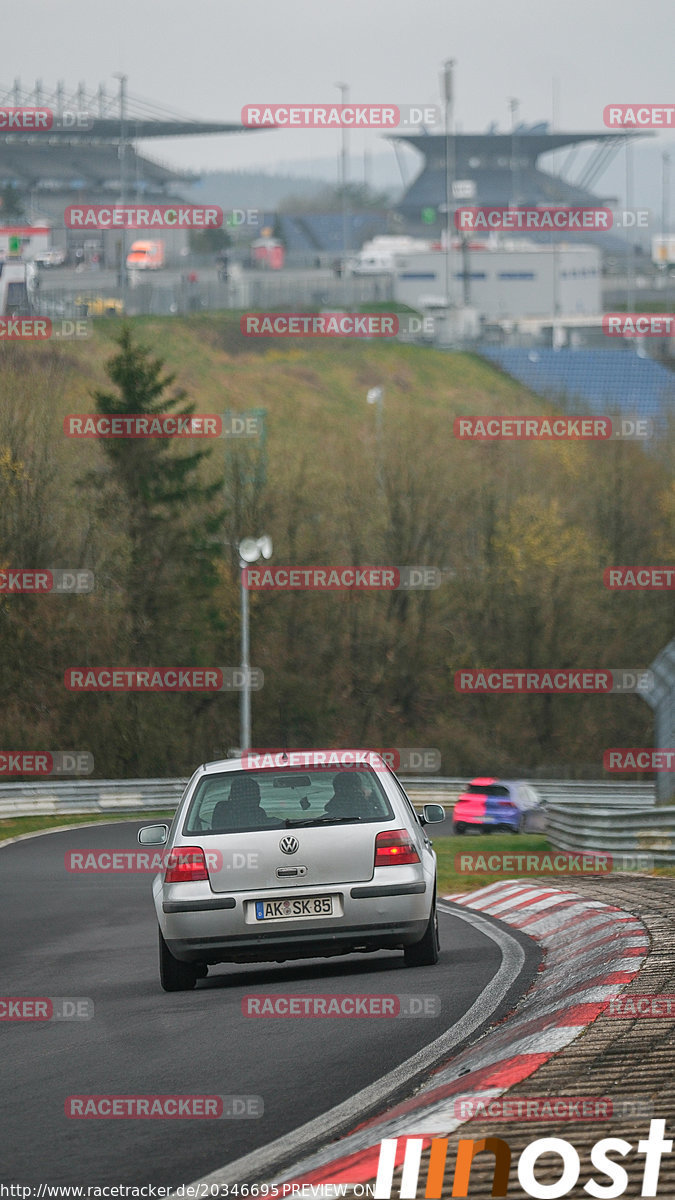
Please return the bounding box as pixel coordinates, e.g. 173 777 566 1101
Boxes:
0 316 671 778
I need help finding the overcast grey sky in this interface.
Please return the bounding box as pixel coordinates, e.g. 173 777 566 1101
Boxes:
9 0 675 177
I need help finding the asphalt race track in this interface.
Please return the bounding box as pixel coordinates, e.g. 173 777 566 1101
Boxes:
0 822 539 1187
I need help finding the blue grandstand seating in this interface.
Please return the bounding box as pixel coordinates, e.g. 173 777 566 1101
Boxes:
268 212 391 254
477 347 674 437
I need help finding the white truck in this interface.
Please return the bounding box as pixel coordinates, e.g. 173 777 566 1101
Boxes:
346 236 434 275
33 247 66 267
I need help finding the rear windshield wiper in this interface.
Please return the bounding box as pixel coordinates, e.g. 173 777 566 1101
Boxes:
283 816 361 827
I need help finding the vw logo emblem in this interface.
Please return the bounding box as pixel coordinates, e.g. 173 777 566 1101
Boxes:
280 836 299 855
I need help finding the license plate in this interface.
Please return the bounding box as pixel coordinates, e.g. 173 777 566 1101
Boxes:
254 895 334 921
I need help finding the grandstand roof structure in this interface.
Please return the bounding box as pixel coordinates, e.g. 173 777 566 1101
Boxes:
0 80 261 190
389 125 652 236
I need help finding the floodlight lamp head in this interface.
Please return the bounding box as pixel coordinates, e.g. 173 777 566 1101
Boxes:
238 538 261 563
239 535 273 563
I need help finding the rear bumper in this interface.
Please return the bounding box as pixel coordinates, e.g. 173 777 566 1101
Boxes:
164 881 426 912
455 813 516 826
166 919 428 964
155 874 431 963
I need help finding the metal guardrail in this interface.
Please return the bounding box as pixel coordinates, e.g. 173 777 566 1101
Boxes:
0 775 655 819
0 778 187 821
3 775 670 862
545 803 675 864
403 778 655 807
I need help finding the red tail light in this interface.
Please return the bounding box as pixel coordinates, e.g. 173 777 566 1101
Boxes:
164 846 209 883
374 829 420 867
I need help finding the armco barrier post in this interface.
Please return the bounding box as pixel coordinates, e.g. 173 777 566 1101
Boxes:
644 639 675 803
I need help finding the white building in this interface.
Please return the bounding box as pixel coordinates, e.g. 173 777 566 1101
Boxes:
393 242 601 321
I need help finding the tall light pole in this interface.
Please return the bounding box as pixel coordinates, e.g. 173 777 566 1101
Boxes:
238 535 272 752
625 133 635 313
442 60 455 313
366 387 384 490
335 82 349 283
509 98 520 207
662 152 671 245
661 151 671 308
113 73 128 308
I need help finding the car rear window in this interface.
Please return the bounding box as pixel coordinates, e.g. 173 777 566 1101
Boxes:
466 783 511 797
183 768 394 835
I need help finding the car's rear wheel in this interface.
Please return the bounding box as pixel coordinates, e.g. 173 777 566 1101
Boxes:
404 895 440 967
159 929 199 992
453 821 466 835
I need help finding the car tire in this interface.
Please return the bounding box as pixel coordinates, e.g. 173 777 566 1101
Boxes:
404 894 440 967
511 815 525 834
453 822 466 835
159 929 199 992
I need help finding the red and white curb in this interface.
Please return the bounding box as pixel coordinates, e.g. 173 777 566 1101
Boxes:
268 881 649 1187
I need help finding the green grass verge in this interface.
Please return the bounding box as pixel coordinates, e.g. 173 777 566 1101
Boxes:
0 812 175 842
433 832 674 892
434 832 552 893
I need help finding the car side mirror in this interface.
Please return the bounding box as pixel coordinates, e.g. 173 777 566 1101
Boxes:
138 824 169 846
420 803 445 824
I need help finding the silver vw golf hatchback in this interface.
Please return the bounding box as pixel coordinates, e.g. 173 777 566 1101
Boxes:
138 755 445 990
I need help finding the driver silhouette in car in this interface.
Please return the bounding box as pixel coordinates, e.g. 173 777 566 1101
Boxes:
211 775 283 830
323 771 380 820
